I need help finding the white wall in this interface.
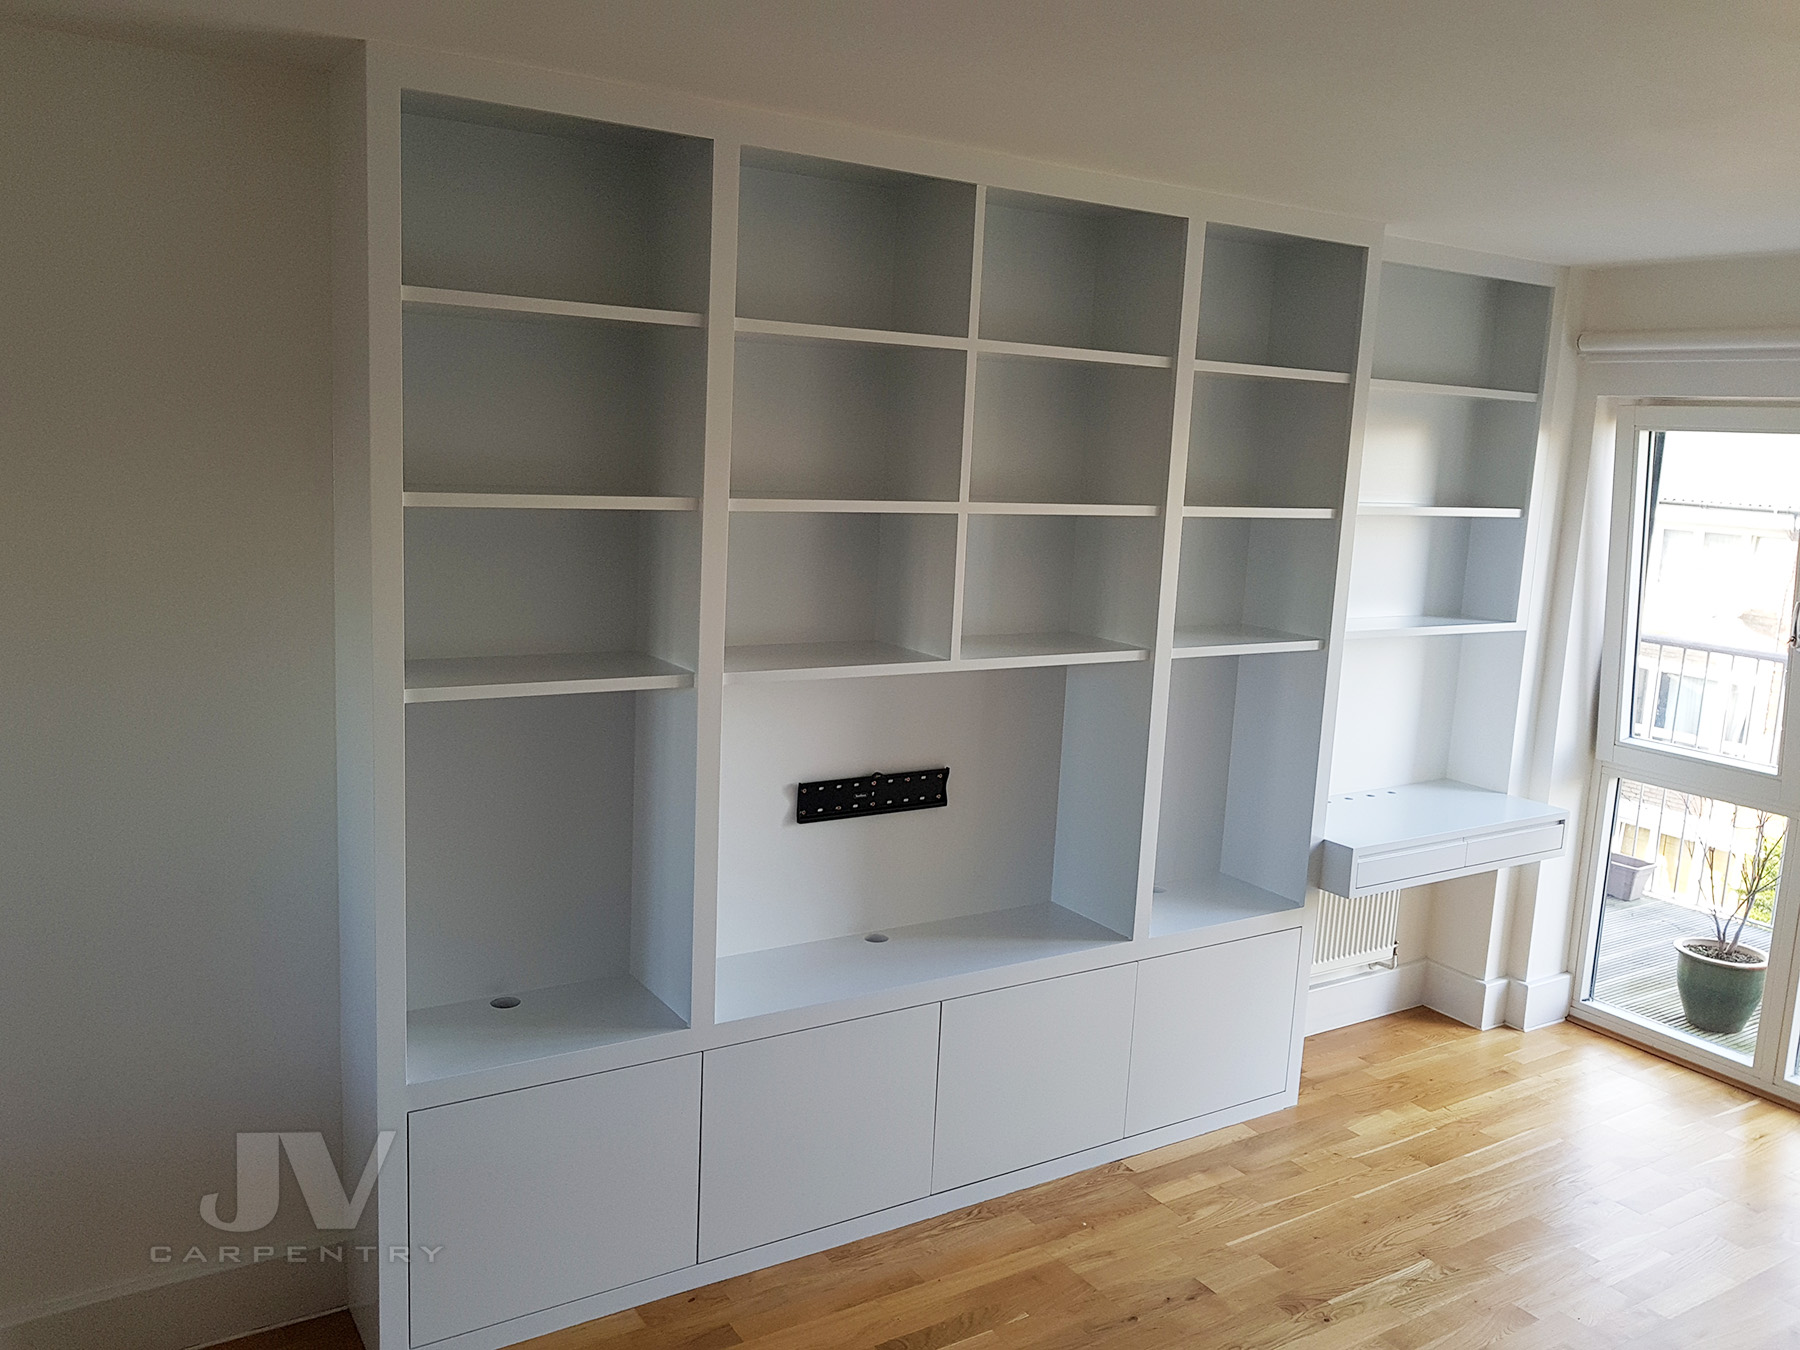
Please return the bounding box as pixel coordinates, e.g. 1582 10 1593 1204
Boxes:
0 21 346 1346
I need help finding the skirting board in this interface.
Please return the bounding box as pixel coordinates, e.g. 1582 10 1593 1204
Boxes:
1306 961 1427 1035
417 1084 1298 1350
1504 971 1574 1031
1306 960 1552 1034
0 1245 346 1350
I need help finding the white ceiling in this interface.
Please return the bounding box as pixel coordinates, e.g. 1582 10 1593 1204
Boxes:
13 0 1800 266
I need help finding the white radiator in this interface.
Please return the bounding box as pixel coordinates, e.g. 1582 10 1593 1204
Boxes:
1312 888 1400 979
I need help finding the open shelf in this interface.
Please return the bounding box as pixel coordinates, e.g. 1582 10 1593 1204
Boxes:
1372 262 1552 394
1345 615 1525 638
737 149 975 336
962 514 1162 657
1184 505 1337 520
731 331 965 502
403 303 706 497
403 492 697 511
1186 371 1351 512
405 690 696 1077
403 285 703 329
979 189 1186 357
1361 384 1539 514
971 353 1173 506
974 338 1173 369
1369 378 1538 403
1346 513 1525 635
723 639 941 683
730 498 960 514
725 511 957 667
958 632 1148 666
1174 516 1337 654
405 507 700 677
734 316 967 349
1359 504 1521 518
409 973 687 1083
1150 872 1303 940
1194 224 1365 375
1192 358 1350 384
1173 625 1322 659
1330 630 1529 794
405 652 692 703
716 667 1148 1018
401 95 710 312
1155 650 1327 922
715 903 1127 1023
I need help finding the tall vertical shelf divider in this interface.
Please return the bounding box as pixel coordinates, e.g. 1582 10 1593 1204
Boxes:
332 42 1464 1350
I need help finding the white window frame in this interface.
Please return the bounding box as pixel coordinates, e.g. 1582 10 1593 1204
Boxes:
1574 402 1800 1096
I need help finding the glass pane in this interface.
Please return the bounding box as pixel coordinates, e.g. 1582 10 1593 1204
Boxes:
1625 429 1800 772
1589 779 1785 1063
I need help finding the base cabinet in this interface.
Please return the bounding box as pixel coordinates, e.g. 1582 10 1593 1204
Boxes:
1126 929 1303 1135
699 1004 940 1260
933 964 1137 1192
407 1055 701 1346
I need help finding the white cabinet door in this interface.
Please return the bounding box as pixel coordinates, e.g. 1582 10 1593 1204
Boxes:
409 1055 700 1346
1126 928 1302 1136
933 964 1136 1192
699 1004 940 1261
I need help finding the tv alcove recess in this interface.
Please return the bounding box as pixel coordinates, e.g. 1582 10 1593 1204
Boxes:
332 45 1564 1350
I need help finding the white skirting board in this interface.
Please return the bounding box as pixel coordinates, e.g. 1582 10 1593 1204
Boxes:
1504 971 1575 1031
0 1245 346 1350
1306 960 1568 1035
1305 960 1427 1035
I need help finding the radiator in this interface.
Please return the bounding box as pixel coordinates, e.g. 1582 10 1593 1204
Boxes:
1312 888 1400 978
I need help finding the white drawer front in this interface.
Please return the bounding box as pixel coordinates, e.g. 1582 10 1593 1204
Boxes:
1465 820 1565 868
699 1005 939 1261
409 1055 700 1347
934 964 1136 1192
1354 838 1466 891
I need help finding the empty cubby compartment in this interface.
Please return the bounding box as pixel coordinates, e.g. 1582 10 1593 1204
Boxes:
731 335 965 500
1195 225 1366 373
401 95 711 311
737 149 976 335
979 189 1186 355
404 306 705 496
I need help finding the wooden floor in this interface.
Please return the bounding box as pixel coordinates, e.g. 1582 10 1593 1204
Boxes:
234 1010 1800 1350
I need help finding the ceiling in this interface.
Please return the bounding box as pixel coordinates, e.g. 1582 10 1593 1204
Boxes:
11 0 1800 266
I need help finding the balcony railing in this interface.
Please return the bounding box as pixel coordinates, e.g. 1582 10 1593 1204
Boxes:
1630 633 1787 769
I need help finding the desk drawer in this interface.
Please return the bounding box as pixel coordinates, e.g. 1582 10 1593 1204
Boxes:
1466 820 1565 869
1354 839 1466 891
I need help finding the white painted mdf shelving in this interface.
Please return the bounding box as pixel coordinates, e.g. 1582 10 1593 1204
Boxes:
331 43 1558 1350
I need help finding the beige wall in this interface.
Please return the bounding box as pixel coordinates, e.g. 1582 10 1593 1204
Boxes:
1581 251 1800 333
0 19 344 1338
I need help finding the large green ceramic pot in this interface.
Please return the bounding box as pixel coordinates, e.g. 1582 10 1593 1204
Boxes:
1674 938 1768 1036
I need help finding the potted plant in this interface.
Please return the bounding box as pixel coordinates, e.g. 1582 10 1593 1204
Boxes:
1675 812 1782 1036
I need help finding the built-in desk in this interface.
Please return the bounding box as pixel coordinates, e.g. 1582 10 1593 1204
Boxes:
1320 780 1568 898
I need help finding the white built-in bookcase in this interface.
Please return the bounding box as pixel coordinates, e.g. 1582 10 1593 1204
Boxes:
333 45 1561 1350
1332 260 1555 798
384 100 1383 1069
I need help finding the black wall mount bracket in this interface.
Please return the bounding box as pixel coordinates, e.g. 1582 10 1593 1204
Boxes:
795 767 949 824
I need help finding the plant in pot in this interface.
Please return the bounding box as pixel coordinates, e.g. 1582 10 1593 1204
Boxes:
1676 811 1782 1036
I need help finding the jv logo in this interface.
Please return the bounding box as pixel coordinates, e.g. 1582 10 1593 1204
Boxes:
202 1132 395 1232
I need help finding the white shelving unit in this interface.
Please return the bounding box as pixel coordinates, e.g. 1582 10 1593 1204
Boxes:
332 48 1563 1350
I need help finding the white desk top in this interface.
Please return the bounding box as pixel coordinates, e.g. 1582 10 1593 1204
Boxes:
1324 779 1567 852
